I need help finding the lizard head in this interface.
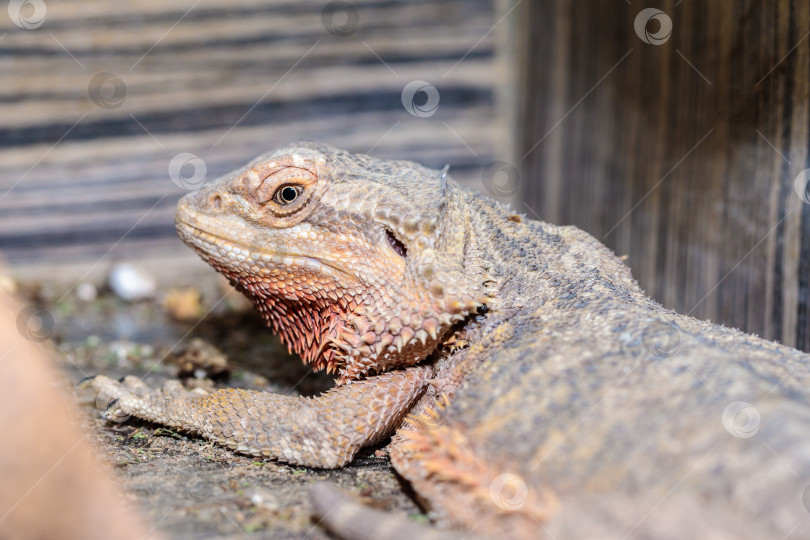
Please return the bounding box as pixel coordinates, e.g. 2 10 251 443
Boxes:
176 142 493 381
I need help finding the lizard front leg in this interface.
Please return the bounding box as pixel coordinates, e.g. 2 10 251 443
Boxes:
88 365 433 468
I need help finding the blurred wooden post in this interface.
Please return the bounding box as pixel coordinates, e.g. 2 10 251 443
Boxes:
515 0 810 349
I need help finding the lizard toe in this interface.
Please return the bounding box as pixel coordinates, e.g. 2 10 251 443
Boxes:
104 394 149 423
90 374 130 404
89 375 155 424
75 375 97 388
161 380 185 395
120 375 151 396
102 398 130 423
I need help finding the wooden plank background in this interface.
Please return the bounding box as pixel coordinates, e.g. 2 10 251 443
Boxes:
516 0 810 350
12 0 806 352
0 0 506 277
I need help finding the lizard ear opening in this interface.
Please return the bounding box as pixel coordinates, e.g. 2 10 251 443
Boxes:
386 228 407 257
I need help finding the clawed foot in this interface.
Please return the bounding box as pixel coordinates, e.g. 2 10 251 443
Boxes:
77 365 433 467
79 375 206 424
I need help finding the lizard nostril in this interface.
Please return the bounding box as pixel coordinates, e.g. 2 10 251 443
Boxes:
210 194 223 211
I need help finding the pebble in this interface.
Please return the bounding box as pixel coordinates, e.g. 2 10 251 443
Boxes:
249 488 279 511
110 341 132 364
76 282 98 302
109 263 156 301
162 287 203 320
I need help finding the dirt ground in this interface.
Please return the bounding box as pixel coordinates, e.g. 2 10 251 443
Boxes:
25 275 426 539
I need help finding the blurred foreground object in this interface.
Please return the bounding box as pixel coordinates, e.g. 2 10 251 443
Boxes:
0 284 154 540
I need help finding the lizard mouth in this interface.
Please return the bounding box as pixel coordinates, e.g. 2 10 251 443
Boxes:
176 219 354 279
176 218 360 375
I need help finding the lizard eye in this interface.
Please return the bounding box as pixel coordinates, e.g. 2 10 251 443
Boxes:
252 164 318 223
274 185 302 205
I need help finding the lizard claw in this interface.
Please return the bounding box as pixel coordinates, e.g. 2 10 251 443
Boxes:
90 374 132 401
86 375 154 424
75 375 98 389
120 375 152 396
85 374 194 427
102 398 132 423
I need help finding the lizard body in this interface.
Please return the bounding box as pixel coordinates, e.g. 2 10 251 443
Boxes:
91 143 810 538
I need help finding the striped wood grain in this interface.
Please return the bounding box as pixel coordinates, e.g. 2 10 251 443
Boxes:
517 0 810 349
0 0 505 275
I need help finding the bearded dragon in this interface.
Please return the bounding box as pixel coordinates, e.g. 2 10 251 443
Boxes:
90 142 810 539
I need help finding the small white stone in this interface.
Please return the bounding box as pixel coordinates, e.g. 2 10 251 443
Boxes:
111 342 130 363
109 264 156 301
76 282 97 302
249 488 279 511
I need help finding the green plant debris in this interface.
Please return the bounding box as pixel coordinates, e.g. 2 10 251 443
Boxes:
155 427 182 439
243 521 265 534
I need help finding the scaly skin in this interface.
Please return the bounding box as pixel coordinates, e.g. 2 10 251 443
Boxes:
91 143 810 539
